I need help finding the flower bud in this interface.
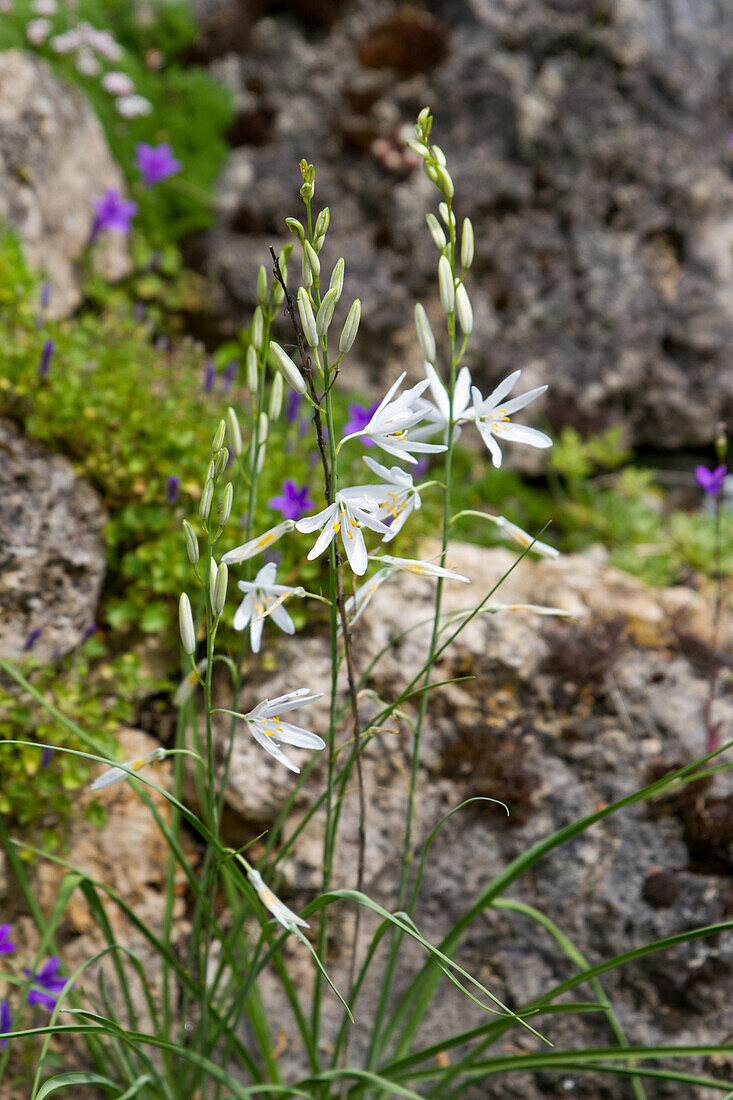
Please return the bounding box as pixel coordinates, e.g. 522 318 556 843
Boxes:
213 562 228 616
272 279 284 307
270 341 306 394
209 559 218 606
431 144 446 166
258 411 269 443
417 106 431 128
205 459 216 484
304 241 320 283
329 258 345 300
269 372 283 419
435 165 454 199
199 478 214 523
285 217 305 244
256 443 266 473
316 287 338 337
246 345 258 393
301 249 313 289
455 283 473 335
297 287 319 348
423 161 439 185
214 447 229 477
425 213 446 250
251 307 264 351
414 303 436 363
212 419 226 453
339 299 361 353
182 519 199 564
461 218 474 269
438 202 455 229
314 206 330 240
218 482 233 526
406 138 429 158
226 406 243 457
179 593 196 655
438 255 455 314
257 265 268 305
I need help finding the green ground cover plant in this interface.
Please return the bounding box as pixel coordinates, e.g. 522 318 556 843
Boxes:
1 109 732 1099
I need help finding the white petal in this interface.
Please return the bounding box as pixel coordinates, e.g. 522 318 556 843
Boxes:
484 370 521 409
275 722 326 750
453 366 473 417
371 372 406 421
250 614 265 653
349 504 393 536
264 691 323 716
500 385 548 416
425 361 450 419
233 595 254 632
248 720 300 772
307 515 339 560
476 420 503 467
500 423 553 448
295 503 336 534
269 602 295 633
341 520 368 575
255 561 279 586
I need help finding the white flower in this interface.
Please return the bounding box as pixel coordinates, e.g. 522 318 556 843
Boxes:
340 372 446 465
50 30 81 53
116 95 153 118
468 372 551 468
86 27 122 60
31 0 56 14
358 456 422 542
493 515 558 559
233 562 299 653
411 362 473 443
26 18 51 45
295 490 392 576
344 555 469 627
243 688 325 774
102 70 135 96
222 520 295 565
247 868 309 933
76 48 101 75
172 659 206 707
90 747 166 790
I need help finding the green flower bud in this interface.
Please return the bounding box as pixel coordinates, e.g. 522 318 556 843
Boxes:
314 206 330 239
182 519 199 565
246 345 258 393
339 299 361 354
218 482 233 526
329 257 345 300
304 241 320 283
270 341 306 394
415 303 436 363
257 265 268 305
285 217 305 243
316 287 338 337
269 372 283 420
251 307 264 351
425 212 447 250
212 419 226 453
179 593 196 655
297 287 319 348
455 283 473 335
199 478 214 523
214 447 229 477
438 255 455 314
226 406 243 457
213 562 228 616
461 217 474 269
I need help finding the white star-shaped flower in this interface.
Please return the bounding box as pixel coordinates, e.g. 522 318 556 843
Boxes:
344 555 470 627
339 372 446 464
247 868 309 933
295 489 392 575
232 562 299 653
468 371 551 468
243 688 325 774
357 456 422 542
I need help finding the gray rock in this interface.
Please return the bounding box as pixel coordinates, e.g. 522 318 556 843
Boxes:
194 0 733 451
215 542 733 1097
0 419 106 661
0 50 132 318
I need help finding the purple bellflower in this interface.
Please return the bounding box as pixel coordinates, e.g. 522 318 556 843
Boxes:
90 189 137 243
38 339 55 378
167 474 180 505
40 282 51 310
23 627 42 651
0 1000 11 1049
268 479 314 522
203 359 216 393
135 142 182 186
40 744 54 769
0 925 16 954
24 957 70 1012
695 464 728 498
344 401 380 447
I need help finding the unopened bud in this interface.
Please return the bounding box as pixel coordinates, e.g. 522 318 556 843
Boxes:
424 161 439 185
435 165 454 199
438 255 455 314
431 144 446 166
258 411 269 443
406 139 429 158
257 265 268 305
251 307 264 351
339 299 361 354
316 287 338 337
218 482 233 526
270 341 306 394
455 283 473 335
213 562 228 616
314 206 330 240
461 218 474 268
425 213 446 250
214 447 229 477
272 280 284 307
209 560 218 607
246 345 258 393
179 593 196 655
329 258 345 300
417 106 431 128
199 478 214 523
256 443 266 473
212 419 226 453
415 303 436 363
438 202 455 229
285 217 305 244
301 250 313 289
304 241 320 283
297 287 319 348
269 372 283 419
205 459 216 483
182 519 199 564
226 406 243 457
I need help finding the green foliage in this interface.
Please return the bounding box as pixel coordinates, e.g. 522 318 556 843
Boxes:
0 0 232 243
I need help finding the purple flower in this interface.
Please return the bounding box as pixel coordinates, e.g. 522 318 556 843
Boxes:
81 622 97 643
135 142 182 186
0 1000 11 1049
221 358 238 394
167 474 180 505
695 464 728 497
23 627 42 651
268 479 314 521
0 925 15 955
40 745 54 769
40 282 51 310
344 401 380 447
24 957 71 1012
286 390 303 424
90 189 137 242
203 359 216 393
38 338 55 378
